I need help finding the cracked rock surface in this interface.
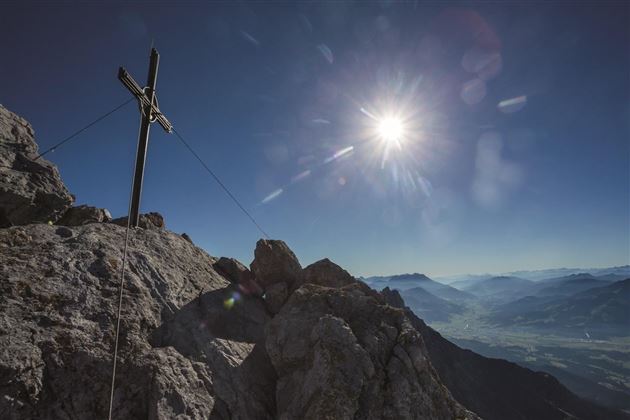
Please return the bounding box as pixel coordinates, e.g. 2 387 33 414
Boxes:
266 282 476 420
0 222 274 419
0 105 73 227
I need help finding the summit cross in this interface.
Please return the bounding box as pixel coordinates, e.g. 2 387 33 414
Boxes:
118 48 173 227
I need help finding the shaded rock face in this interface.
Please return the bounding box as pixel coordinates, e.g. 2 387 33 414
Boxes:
250 239 302 291
265 283 477 420
381 286 405 308
56 204 112 226
214 257 263 298
214 257 250 284
0 105 73 227
250 239 303 314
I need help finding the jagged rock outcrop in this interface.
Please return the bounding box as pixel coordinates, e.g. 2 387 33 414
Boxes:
250 239 303 314
266 282 477 420
56 204 112 226
381 286 406 308
0 105 73 227
250 239 302 291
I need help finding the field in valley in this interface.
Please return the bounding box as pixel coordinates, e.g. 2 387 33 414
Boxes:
429 303 630 413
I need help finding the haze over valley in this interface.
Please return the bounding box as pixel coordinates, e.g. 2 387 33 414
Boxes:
364 265 630 413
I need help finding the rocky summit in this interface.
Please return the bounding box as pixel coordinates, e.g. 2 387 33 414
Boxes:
0 105 73 227
0 104 624 419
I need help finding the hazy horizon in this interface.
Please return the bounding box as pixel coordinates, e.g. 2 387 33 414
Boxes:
357 263 630 280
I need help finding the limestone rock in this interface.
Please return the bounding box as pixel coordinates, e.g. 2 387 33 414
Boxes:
265 282 478 420
54 226 73 238
214 257 263 297
250 239 302 291
0 223 272 419
263 282 288 314
301 258 356 289
56 204 112 226
381 286 405 309
214 257 251 285
111 212 165 230
0 105 73 227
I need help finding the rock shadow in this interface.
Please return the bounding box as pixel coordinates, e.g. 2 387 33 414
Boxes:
150 284 277 419
150 284 269 355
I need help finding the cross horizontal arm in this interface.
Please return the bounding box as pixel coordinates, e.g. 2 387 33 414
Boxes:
118 67 173 133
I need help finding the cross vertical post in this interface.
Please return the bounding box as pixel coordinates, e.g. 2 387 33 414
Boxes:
118 48 172 227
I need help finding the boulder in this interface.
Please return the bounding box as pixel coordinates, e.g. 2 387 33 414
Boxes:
110 212 165 230
0 105 73 227
301 258 356 289
250 239 302 290
56 204 112 226
214 257 251 284
214 257 263 297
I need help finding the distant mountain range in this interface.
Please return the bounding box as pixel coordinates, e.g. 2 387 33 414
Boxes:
363 268 630 328
364 273 475 302
533 273 612 297
435 265 630 284
488 279 630 334
451 272 620 302
363 273 472 322
454 276 535 302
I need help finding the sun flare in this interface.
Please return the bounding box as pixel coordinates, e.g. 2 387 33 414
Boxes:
377 117 404 143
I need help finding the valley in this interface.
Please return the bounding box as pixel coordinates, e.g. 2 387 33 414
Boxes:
364 269 630 413
431 302 630 412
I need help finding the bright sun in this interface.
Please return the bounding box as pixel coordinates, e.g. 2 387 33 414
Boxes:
377 117 404 143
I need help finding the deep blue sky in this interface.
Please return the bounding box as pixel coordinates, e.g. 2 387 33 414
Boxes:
1 2 628 276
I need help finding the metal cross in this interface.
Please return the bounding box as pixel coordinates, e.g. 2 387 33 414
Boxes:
118 48 172 227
